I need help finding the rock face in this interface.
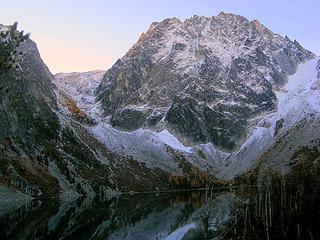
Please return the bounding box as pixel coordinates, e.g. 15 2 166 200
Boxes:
96 12 314 150
0 38 59 146
0 38 62 197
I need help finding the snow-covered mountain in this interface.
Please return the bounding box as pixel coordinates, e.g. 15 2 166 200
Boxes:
53 12 319 182
96 12 314 150
1 34 208 200
1 12 319 201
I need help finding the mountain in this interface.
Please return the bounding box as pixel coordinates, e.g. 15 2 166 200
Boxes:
56 12 319 185
0 37 195 201
0 34 218 202
96 12 314 151
0 12 319 202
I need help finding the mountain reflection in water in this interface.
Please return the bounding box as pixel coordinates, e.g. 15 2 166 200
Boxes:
0 190 236 240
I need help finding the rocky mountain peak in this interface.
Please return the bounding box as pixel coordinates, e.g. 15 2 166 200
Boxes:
96 13 315 150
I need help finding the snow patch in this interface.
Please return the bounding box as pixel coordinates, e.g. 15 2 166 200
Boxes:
156 130 192 153
90 122 181 172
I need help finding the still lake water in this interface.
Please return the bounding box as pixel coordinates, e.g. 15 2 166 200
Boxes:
0 190 237 240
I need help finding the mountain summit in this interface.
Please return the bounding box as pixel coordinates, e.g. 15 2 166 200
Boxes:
96 13 314 150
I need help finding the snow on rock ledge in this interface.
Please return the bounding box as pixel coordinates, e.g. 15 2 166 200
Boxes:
219 56 320 179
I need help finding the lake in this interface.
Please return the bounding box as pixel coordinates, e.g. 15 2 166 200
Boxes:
1 185 319 240
0 190 237 240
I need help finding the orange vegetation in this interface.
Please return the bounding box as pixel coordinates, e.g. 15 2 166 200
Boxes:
61 98 88 119
168 165 227 189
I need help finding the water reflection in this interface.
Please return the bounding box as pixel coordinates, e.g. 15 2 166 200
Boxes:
0 190 236 240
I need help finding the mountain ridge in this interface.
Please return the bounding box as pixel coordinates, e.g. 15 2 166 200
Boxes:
95 12 314 150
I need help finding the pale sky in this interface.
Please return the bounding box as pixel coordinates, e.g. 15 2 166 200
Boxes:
1 0 319 73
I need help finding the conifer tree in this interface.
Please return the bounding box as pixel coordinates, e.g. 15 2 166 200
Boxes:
0 22 29 74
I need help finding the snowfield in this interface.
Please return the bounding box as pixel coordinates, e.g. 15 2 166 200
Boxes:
156 130 192 153
220 56 320 178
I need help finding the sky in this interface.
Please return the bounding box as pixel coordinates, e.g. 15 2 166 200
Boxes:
0 0 319 73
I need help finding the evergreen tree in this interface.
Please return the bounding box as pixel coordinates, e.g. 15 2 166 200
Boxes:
0 22 29 74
